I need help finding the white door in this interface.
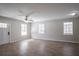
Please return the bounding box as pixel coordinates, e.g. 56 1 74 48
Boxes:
0 23 10 45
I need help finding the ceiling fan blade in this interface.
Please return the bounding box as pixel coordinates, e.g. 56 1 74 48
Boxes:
18 11 26 16
18 10 35 22
18 9 34 16
26 11 34 16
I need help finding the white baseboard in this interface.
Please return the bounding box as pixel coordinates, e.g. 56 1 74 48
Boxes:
32 38 79 43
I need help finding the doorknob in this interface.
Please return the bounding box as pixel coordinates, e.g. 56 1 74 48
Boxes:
8 32 10 35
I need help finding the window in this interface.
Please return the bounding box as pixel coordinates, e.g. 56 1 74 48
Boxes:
21 24 27 36
39 24 45 34
0 23 7 28
63 22 73 35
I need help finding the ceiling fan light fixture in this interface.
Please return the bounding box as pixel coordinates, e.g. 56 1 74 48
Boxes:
68 10 79 16
69 12 76 16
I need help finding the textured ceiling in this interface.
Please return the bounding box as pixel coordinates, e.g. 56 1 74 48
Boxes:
0 3 79 22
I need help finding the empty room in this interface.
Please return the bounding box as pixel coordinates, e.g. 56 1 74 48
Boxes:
0 3 79 56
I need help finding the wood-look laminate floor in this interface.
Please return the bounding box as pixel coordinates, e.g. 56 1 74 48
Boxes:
0 39 79 56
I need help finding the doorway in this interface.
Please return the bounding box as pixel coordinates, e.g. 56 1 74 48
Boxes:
0 23 11 45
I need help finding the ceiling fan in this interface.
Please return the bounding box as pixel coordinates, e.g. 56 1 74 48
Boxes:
68 10 79 16
18 10 34 22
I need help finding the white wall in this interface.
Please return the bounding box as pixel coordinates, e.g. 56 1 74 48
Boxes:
0 15 79 44
31 16 79 43
0 16 31 45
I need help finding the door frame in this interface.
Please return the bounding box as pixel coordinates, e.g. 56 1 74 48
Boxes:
0 23 11 44
8 23 11 43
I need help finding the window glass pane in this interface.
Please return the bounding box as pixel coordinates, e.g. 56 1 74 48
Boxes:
64 22 73 35
0 23 7 28
21 24 27 36
39 24 45 34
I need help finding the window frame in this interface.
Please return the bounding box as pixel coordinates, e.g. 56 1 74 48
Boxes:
63 22 73 35
0 23 7 28
38 24 45 34
21 24 27 36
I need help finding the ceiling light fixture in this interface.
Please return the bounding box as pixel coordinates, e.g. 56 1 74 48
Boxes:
68 10 79 16
69 12 76 16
